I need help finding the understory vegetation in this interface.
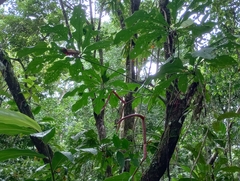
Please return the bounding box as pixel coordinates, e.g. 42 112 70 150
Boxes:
0 0 240 180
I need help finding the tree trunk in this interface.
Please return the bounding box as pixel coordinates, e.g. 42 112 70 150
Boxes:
141 0 199 179
0 51 53 163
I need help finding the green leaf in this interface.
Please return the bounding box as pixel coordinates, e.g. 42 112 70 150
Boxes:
0 149 45 162
116 151 125 168
125 10 149 27
178 74 188 93
0 123 37 135
108 68 125 79
30 128 55 144
69 60 83 81
110 80 128 90
82 25 94 49
41 24 68 41
220 166 240 173
93 92 105 114
0 108 41 132
44 60 70 84
32 106 41 115
212 121 226 134
79 148 98 155
72 95 89 112
156 58 185 78
192 47 216 59
17 42 49 58
104 172 131 181
51 151 73 170
109 92 119 107
70 5 86 48
85 39 112 52
206 55 237 68
121 139 130 149
26 57 44 74
130 31 160 59
180 19 194 28
132 97 141 109
114 28 135 44
217 112 240 121
112 134 121 149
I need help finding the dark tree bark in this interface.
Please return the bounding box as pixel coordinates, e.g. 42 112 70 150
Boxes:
0 51 53 163
141 82 198 181
141 0 199 180
121 0 141 172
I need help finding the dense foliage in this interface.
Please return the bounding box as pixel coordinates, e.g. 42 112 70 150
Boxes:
0 0 240 180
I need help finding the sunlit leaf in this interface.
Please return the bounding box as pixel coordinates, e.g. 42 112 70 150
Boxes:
192 47 216 59
0 108 41 132
70 5 86 48
0 149 45 162
0 123 37 135
79 148 98 155
31 128 55 144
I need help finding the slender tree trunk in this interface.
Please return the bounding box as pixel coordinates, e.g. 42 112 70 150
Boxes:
141 0 199 180
0 51 53 163
121 0 141 172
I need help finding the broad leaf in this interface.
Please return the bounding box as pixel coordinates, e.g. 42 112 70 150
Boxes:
51 151 73 170
156 58 185 78
0 149 45 162
112 135 121 149
212 121 226 134
85 39 112 52
79 148 98 155
192 47 216 59
217 111 240 121
0 123 37 135
70 5 86 48
116 151 125 168
41 24 68 41
17 42 49 58
178 74 188 93
31 128 55 144
206 55 237 67
72 95 89 112
220 166 240 173
0 108 41 132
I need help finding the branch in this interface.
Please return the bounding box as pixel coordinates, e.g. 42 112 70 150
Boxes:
59 0 72 39
0 0 7 5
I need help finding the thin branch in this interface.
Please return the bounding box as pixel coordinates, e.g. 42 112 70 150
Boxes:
59 0 72 39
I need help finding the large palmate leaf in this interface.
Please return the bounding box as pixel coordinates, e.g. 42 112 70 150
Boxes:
70 5 86 48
